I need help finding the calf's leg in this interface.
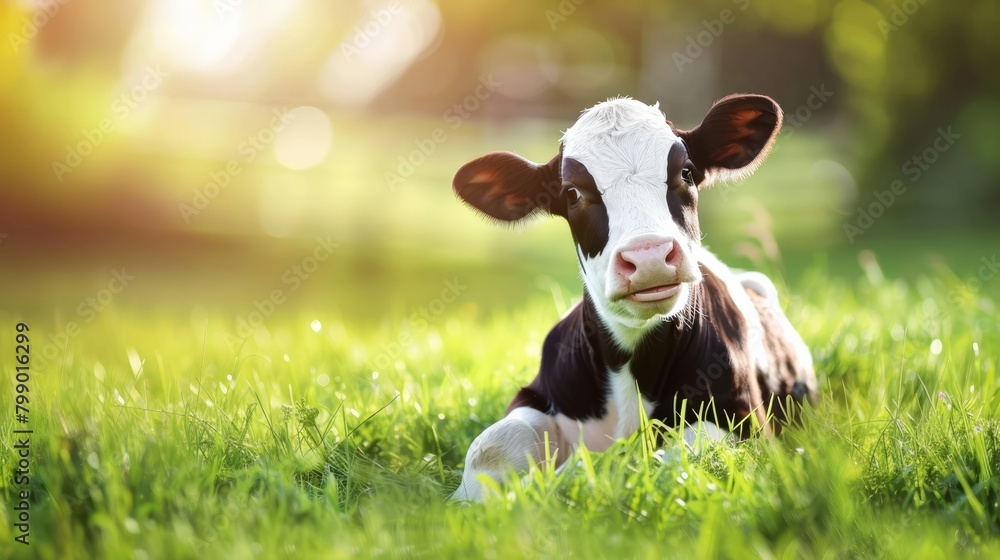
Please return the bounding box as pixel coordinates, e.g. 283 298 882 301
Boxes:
452 407 568 502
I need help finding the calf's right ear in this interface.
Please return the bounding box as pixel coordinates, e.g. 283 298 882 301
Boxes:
453 151 562 223
676 94 782 187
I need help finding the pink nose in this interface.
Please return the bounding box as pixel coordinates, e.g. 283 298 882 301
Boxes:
614 235 681 284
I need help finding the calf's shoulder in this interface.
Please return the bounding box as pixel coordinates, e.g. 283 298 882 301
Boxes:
507 300 607 420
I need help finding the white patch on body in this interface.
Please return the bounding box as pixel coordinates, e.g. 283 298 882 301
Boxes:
554 363 656 453
608 364 656 438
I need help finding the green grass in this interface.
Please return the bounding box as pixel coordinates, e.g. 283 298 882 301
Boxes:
2 252 1000 559
1 114 998 558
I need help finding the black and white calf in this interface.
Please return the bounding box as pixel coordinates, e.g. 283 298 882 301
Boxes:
451 94 817 502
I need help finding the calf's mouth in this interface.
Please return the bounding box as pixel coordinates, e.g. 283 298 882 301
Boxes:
628 283 680 303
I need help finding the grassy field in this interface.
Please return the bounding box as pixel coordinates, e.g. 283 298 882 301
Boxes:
2 116 1000 558
2 248 1000 558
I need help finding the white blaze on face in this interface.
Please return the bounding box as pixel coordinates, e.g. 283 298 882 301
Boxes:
561 98 703 347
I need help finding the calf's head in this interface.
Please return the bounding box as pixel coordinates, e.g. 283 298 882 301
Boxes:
453 95 782 339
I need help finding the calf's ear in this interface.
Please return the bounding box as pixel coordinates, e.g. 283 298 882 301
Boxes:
676 94 782 187
453 151 562 223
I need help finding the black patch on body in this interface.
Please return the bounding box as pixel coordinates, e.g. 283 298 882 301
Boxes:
506 292 607 419
508 266 815 436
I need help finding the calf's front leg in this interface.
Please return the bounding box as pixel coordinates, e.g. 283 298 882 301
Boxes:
452 407 569 502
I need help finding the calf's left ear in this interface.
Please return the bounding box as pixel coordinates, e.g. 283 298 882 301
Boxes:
675 94 782 187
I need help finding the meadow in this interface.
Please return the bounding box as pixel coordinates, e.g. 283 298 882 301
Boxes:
2 120 999 559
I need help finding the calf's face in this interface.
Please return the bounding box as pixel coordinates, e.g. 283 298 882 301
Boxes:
453 95 782 335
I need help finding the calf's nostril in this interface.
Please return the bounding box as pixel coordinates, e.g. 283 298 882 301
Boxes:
616 253 637 275
665 241 680 266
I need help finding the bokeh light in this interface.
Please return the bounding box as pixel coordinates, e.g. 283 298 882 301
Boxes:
274 106 333 170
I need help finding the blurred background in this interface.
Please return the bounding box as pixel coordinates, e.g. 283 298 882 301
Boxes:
1 0 998 327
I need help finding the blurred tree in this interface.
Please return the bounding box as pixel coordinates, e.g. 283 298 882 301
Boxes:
405 0 1000 227
2 0 997 234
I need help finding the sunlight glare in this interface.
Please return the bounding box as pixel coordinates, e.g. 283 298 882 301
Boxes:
320 0 441 106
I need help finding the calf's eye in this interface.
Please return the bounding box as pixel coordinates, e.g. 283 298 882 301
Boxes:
564 186 582 205
681 168 695 186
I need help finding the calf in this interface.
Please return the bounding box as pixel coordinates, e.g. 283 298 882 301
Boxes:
451 94 817 502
